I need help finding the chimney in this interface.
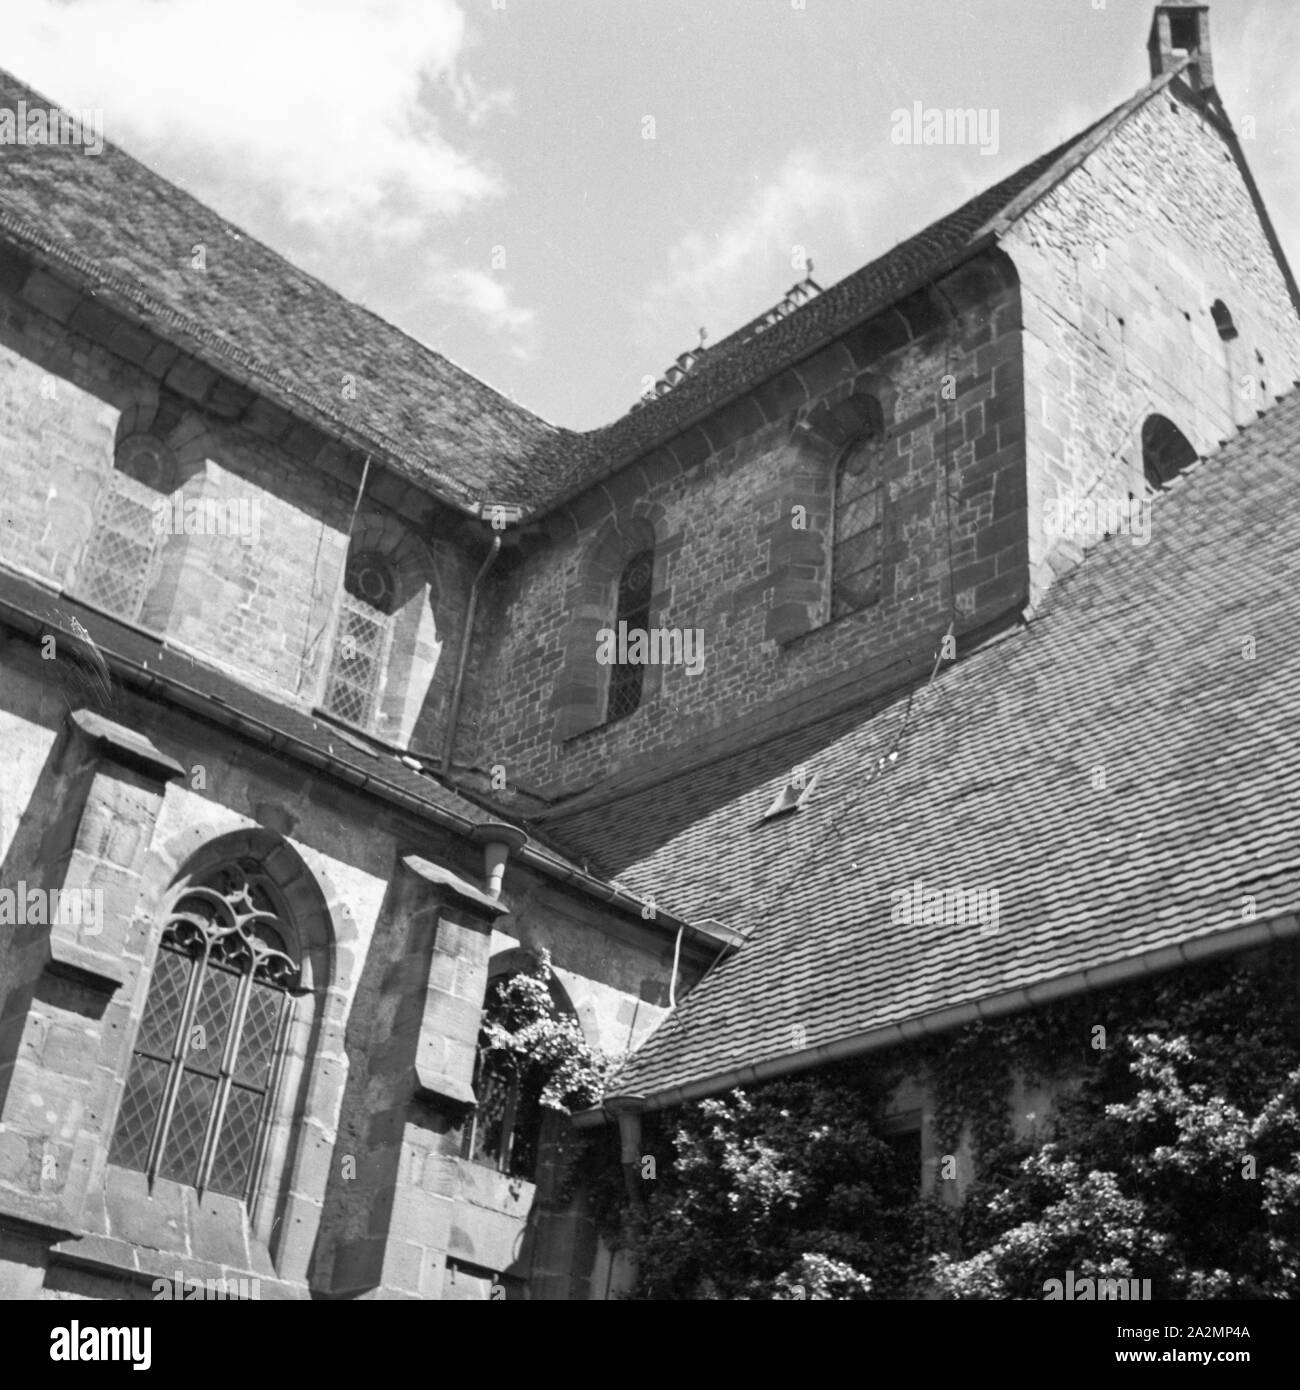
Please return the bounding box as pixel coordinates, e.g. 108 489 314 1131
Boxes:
1148 3 1214 94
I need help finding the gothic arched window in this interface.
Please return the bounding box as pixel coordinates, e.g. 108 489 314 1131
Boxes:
1142 415 1198 491
463 972 547 1179
831 431 885 620
110 858 300 1200
77 434 178 623
606 548 654 722
323 549 398 727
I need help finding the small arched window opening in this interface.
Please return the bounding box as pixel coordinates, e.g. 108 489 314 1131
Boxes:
606 547 654 723
462 965 581 1181
110 857 301 1200
1211 300 1238 341
1142 415 1198 491
323 549 399 727
77 433 179 622
831 429 886 620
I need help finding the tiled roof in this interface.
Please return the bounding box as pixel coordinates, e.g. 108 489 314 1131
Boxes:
551 390 1300 1103
0 69 573 513
0 67 1183 516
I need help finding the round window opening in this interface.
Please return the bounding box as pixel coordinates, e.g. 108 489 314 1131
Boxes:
621 550 654 602
345 551 398 613
116 434 178 493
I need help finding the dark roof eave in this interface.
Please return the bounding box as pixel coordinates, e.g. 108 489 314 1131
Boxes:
580 908 1300 1122
540 229 1005 518
0 206 485 518
0 580 733 957
542 66 1207 521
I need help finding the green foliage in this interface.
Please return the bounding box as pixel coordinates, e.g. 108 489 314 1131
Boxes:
478 950 608 1112
622 1064 948 1299
934 1031 1300 1299
932 946 1300 1299
606 945 1300 1301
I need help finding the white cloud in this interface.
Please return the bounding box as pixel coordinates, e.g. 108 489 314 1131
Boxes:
2 0 537 349
436 266 537 360
636 148 888 349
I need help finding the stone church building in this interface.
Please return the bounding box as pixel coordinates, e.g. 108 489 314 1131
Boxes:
2 4 1299 1298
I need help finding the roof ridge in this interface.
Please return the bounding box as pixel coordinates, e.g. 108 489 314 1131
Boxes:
535 73 1200 515
975 63 1192 241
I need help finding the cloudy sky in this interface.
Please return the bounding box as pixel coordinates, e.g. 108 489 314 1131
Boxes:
5 0 1298 429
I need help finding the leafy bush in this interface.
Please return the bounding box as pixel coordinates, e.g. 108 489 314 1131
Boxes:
623 1066 946 1299
607 946 1300 1300
478 949 607 1111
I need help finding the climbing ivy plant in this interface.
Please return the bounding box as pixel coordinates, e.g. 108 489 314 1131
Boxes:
477 950 608 1112
592 942 1300 1300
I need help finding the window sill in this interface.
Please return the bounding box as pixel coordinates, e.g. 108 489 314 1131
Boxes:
415 1069 477 1108
777 602 882 651
89 1166 292 1292
49 1230 305 1300
561 711 638 746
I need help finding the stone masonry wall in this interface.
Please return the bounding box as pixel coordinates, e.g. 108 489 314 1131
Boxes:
469 251 1026 797
1006 87 1300 605
0 247 475 751
0 625 701 1299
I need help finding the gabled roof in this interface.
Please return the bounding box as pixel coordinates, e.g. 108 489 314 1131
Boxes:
0 69 573 514
554 389 1300 1106
0 67 1203 517
537 68 1195 509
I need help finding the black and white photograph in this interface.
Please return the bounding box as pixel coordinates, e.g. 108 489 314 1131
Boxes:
0 0 1296 1358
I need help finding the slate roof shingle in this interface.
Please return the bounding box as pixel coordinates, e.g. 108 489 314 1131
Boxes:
548 390 1300 1103
0 68 1182 515
0 69 573 513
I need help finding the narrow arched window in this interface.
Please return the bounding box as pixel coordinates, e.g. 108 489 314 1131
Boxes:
606 548 654 722
1211 300 1238 341
462 959 594 1182
1142 415 1198 490
323 549 398 727
77 434 178 622
463 972 546 1179
831 431 885 619
110 858 300 1199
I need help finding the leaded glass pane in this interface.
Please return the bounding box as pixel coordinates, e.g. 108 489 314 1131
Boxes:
607 650 647 724
112 859 300 1201
133 947 190 1060
186 963 239 1078
110 1055 169 1172
323 590 391 726
832 436 884 618
234 984 282 1088
159 1069 217 1186
78 476 160 622
835 491 879 542
207 1084 264 1198
606 550 654 723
